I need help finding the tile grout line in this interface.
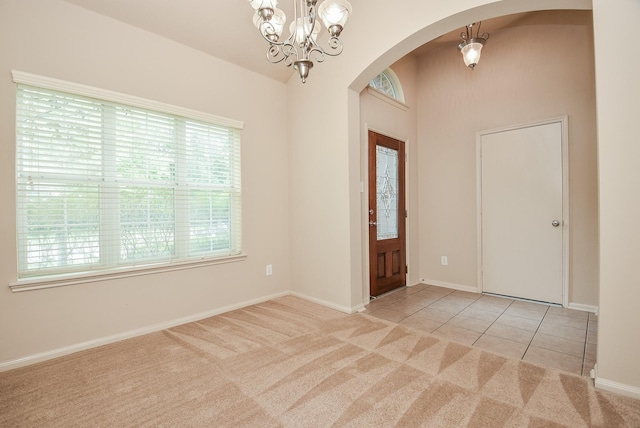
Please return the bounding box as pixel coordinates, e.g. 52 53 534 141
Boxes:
520 305 550 360
470 298 512 347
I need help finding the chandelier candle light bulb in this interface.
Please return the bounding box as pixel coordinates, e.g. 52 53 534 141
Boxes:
248 0 352 83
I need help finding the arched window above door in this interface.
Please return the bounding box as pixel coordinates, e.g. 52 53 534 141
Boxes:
369 69 405 103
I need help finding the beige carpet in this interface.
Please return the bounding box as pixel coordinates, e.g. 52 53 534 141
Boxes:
1 296 639 427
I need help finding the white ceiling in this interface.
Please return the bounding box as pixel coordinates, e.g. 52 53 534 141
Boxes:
63 0 297 82
61 1 568 84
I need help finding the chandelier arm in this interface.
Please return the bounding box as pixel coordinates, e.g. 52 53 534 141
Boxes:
249 0 353 82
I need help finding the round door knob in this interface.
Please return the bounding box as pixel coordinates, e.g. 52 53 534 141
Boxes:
552 220 560 227
369 221 377 226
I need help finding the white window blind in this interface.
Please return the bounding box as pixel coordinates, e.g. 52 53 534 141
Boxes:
16 82 242 279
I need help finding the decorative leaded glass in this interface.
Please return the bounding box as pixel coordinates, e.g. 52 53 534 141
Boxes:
370 71 398 100
376 145 399 240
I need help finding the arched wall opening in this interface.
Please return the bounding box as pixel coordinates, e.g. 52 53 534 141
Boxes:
346 0 594 309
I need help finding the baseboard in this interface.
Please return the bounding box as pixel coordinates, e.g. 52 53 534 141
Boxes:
595 374 640 400
0 290 290 373
290 291 363 314
567 302 598 314
420 278 479 294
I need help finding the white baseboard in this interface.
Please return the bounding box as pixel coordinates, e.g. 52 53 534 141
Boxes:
420 278 479 294
567 302 598 314
0 291 290 373
595 375 640 400
290 291 363 314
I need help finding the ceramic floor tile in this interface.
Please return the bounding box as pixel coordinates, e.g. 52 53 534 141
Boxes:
538 322 586 342
411 290 446 306
503 305 546 321
484 323 535 344
384 301 428 316
425 285 455 295
530 332 585 358
583 359 596 377
458 307 502 323
468 298 510 314
446 315 492 333
427 299 468 314
546 306 589 320
523 346 583 375
585 342 597 361
476 295 514 308
406 284 430 294
413 307 457 323
371 287 593 377
399 314 442 333
438 294 477 307
542 313 588 330
450 290 482 301
431 324 482 346
495 313 542 332
508 299 550 313
367 307 406 323
473 334 528 359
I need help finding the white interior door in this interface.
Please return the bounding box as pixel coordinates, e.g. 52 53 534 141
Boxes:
480 120 565 304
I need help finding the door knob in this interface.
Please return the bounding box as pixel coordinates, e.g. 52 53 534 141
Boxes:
369 221 377 226
552 220 560 227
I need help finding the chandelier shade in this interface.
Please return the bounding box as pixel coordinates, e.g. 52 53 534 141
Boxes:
457 22 489 70
248 0 353 83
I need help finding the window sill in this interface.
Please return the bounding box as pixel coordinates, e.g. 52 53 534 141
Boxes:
367 87 410 111
9 254 247 292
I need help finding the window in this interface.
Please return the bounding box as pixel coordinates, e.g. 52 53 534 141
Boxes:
369 68 405 103
14 73 242 281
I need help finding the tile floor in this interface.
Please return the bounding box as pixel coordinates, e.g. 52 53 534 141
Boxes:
365 283 597 377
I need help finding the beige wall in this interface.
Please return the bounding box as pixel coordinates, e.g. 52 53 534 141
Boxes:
416 11 599 306
359 57 420 300
0 0 290 366
592 0 640 393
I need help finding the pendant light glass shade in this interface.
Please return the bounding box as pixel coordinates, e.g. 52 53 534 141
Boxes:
289 17 321 45
460 41 484 69
457 22 489 70
318 0 352 35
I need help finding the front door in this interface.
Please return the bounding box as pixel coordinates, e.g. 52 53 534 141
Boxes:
480 120 565 304
369 131 406 297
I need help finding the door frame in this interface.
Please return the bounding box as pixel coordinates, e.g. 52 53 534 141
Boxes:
476 116 569 307
364 125 410 302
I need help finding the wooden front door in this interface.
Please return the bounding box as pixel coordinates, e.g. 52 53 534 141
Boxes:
369 131 406 297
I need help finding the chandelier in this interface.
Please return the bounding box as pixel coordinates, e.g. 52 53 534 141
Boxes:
457 22 489 70
248 0 353 83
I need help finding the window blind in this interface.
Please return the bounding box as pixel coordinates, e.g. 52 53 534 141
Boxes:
16 83 242 278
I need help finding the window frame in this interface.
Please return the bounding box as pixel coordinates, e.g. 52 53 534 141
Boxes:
11 71 246 292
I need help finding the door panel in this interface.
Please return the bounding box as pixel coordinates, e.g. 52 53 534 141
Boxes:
369 131 406 297
480 121 564 304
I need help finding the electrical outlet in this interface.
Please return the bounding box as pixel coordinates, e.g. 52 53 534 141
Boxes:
266 264 273 276
441 256 448 266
